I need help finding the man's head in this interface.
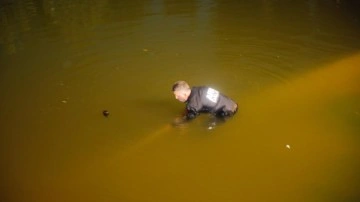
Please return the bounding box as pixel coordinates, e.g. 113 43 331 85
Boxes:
172 81 191 102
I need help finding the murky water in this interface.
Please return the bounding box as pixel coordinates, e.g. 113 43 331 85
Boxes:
1 0 360 202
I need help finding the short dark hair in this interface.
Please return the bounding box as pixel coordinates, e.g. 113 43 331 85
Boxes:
172 81 190 91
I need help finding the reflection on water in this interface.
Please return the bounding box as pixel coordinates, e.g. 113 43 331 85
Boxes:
0 0 360 202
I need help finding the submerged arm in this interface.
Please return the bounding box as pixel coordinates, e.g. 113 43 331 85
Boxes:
172 107 199 127
185 107 199 120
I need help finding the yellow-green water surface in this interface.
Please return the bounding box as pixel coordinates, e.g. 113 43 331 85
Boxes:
1 0 360 202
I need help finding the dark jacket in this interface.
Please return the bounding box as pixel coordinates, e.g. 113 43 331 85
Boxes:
186 86 237 119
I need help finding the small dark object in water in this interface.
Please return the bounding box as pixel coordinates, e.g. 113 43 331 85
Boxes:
102 110 110 117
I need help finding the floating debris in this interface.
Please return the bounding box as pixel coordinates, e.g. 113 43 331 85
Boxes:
286 144 291 149
103 110 110 117
61 97 69 104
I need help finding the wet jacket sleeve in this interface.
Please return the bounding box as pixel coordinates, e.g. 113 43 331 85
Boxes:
185 87 204 120
185 106 199 120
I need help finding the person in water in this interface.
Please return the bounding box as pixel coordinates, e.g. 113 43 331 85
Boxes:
172 80 238 123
